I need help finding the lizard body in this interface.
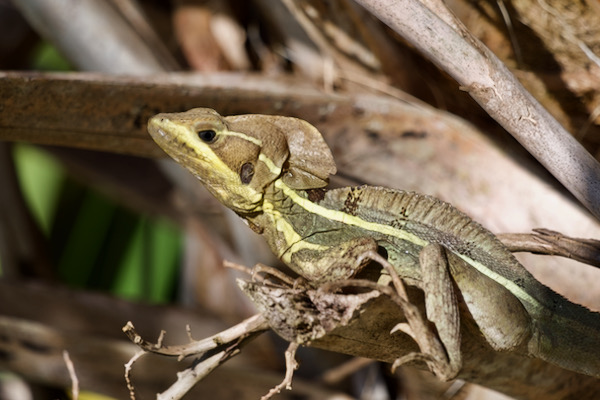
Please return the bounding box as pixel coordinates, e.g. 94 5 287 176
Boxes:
148 108 600 381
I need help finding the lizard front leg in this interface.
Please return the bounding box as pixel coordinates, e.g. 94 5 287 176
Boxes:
375 244 462 381
286 237 381 283
290 237 463 380
405 244 462 380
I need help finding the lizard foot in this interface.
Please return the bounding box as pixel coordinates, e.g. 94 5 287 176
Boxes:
360 249 458 381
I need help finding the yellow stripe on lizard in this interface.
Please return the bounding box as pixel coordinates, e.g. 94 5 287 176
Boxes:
274 179 428 246
275 178 541 311
223 130 263 146
262 198 328 264
258 154 282 175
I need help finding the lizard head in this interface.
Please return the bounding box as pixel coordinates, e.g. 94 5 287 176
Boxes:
148 108 336 214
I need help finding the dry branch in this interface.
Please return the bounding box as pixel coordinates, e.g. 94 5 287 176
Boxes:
12 0 165 73
238 271 600 400
353 0 600 220
2 71 600 306
0 281 345 399
499 229 600 268
122 314 268 359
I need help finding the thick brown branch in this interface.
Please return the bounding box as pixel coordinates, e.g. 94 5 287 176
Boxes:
499 229 600 268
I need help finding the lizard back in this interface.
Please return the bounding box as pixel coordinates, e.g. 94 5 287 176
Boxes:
285 185 600 377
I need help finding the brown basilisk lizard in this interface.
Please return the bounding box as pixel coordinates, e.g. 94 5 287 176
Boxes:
148 108 600 383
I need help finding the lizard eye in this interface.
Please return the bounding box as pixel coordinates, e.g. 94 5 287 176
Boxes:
197 129 217 143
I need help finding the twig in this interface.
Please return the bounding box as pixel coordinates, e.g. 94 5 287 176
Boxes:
124 350 146 400
498 229 600 268
496 0 523 66
109 0 179 70
157 346 240 400
223 260 299 286
222 259 254 275
62 350 79 400
261 342 300 400
123 313 268 399
13 0 163 74
122 314 269 359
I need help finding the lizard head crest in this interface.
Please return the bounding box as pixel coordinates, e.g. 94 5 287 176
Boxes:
148 108 336 213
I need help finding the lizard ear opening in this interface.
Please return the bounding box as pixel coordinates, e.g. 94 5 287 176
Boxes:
240 162 255 184
268 117 337 189
223 114 290 191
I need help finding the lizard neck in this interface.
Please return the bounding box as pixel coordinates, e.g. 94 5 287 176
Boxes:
242 179 331 264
